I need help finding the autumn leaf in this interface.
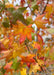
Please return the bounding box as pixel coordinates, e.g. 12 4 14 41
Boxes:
20 54 35 63
29 63 40 75
19 24 34 43
20 34 26 44
35 14 48 29
12 43 26 58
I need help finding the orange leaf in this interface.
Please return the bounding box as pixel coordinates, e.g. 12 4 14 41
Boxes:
21 54 35 63
20 34 26 44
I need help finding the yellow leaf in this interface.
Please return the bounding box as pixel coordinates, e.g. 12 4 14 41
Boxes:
12 43 26 58
21 68 27 75
23 10 28 15
37 59 44 66
0 38 9 48
29 63 40 75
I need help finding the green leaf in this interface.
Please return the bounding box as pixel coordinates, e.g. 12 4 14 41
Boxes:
26 17 33 24
2 21 10 28
1 67 6 74
31 32 35 40
11 58 20 70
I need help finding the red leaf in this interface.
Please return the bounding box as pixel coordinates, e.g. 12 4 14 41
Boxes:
34 43 41 50
37 34 44 45
20 34 26 44
0 42 7 51
27 33 32 41
27 63 30 68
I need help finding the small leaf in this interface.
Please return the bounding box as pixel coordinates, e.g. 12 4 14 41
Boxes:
31 32 35 40
26 16 33 24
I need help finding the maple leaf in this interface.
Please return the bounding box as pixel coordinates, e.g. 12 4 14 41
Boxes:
19 24 34 44
35 14 48 29
20 54 35 63
12 43 26 58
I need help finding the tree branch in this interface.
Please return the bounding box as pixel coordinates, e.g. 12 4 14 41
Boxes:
41 0 49 14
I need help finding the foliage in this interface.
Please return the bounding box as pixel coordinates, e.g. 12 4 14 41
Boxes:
0 0 54 75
